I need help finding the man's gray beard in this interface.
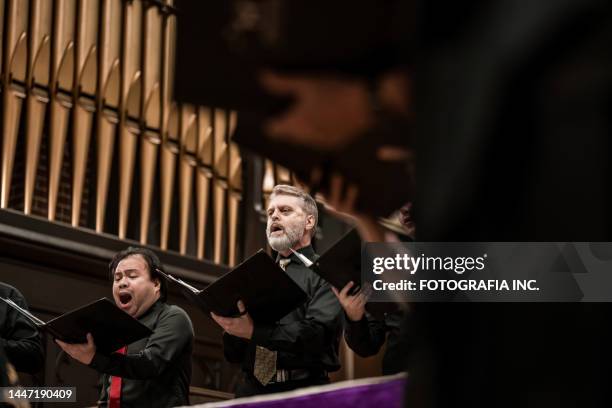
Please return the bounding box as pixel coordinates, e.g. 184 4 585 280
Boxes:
267 221 305 253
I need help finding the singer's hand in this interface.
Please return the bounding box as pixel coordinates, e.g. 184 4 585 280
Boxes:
332 281 370 322
211 301 254 339
56 333 96 365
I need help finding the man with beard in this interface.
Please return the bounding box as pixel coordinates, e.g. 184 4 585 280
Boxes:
56 247 194 407
212 184 343 397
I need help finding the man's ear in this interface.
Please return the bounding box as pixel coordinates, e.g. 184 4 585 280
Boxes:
153 277 161 293
305 214 315 231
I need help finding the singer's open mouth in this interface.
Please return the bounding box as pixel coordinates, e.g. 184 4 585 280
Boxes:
119 293 133 305
271 224 284 234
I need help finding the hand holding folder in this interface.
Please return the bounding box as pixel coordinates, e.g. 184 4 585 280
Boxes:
309 229 363 294
303 229 400 316
210 300 254 339
159 250 308 324
0 297 152 354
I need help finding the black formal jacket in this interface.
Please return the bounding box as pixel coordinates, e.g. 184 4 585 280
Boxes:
0 282 44 374
90 300 193 408
344 309 406 375
223 246 343 375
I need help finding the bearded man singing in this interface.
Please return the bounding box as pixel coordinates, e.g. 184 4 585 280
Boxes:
211 184 343 397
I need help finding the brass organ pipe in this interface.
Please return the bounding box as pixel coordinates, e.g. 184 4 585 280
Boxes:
48 0 76 221
118 0 143 238
160 104 178 250
95 0 122 232
24 0 51 214
227 112 241 267
1 0 29 208
213 109 228 264
139 2 163 243
71 0 99 226
195 106 213 259
178 107 197 254
158 0 176 249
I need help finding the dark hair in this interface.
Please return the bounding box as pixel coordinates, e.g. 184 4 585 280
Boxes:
108 247 168 302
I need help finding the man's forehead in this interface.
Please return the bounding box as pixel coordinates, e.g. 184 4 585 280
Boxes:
267 194 302 210
115 254 148 272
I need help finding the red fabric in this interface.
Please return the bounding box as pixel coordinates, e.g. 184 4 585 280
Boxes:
108 346 128 408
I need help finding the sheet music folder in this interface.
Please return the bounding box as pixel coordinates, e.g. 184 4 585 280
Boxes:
306 229 399 316
310 229 363 293
160 249 308 324
0 297 152 354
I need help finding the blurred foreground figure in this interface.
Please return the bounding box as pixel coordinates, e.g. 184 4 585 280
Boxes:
410 0 612 407
261 0 612 406
261 68 412 151
259 67 415 214
174 0 416 217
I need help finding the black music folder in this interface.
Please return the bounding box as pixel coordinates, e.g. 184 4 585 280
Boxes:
311 229 363 293
160 250 308 324
0 297 152 354
302 229 399 315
